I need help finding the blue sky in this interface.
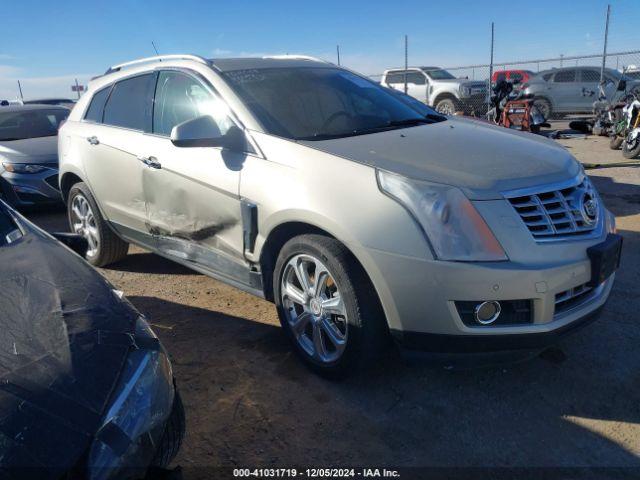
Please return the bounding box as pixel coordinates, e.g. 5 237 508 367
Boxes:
1 0 638 99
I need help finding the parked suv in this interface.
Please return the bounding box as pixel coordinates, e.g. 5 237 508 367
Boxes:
59 55 620 376
381 66 487 115
522 66 640 118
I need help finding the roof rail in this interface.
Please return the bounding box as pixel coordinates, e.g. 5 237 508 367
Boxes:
104 54 210 75
262 54 328 63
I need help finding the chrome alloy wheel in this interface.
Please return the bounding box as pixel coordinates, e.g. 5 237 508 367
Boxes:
70 194 99 257
280 254 348 364
435 102 454 116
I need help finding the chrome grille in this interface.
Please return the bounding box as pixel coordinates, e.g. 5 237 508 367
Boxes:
506 177 599 240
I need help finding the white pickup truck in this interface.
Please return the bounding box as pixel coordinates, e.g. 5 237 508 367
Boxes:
381 66 487 115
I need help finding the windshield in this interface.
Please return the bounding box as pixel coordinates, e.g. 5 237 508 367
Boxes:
424 69 456 80
0 109 69 141
222 67 441 140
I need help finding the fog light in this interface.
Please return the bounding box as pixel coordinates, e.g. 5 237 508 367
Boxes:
474 301 501 325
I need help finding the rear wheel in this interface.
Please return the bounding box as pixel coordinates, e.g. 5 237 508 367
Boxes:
273 234 387 378
609 135 623 150
533 97 552 120
67 182 128 266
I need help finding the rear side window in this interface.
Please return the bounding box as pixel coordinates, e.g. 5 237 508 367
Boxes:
542 73 553 81
103 74 154 130
553 70 576 83
84 87 111 123
510 72 523 82
406 72 426 85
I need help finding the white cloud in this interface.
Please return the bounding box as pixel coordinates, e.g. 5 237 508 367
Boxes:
212 48 232 56
0 66 96 101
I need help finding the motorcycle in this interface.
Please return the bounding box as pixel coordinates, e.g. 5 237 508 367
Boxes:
486 78 549 134
588 76 629 149
621 90 640 158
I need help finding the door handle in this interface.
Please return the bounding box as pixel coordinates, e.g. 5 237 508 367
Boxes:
137 155 162 169
86 136 99 145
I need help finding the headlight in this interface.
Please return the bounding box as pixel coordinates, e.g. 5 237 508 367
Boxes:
377 170 507 261
88 316 174 479
2 162 50 174
460 86 471 97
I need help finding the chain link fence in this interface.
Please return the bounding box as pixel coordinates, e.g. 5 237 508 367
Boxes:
368 49 640 118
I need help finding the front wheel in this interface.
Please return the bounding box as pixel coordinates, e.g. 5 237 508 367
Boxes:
434 97 459 116
67 182 129 266
622 133 640 159
273 234 387 377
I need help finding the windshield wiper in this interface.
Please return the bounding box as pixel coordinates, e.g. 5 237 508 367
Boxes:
298 117 437 141
385 117 435 127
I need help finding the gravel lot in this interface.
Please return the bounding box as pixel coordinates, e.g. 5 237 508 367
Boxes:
28 133 639 477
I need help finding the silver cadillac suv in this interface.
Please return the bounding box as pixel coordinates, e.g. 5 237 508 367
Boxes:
58 54 621 376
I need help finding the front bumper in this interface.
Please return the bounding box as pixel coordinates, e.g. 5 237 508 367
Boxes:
459 93 489 114
353 242 615 354
392 305 605 354
0 168 62 207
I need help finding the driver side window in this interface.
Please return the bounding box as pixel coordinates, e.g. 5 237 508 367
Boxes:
153 71 234 137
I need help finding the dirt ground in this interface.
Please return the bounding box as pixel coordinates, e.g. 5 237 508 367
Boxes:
28 133 639 477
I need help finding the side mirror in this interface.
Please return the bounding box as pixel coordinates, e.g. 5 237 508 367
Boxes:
52 232 89 257
617 79 627 92
170 116 248 152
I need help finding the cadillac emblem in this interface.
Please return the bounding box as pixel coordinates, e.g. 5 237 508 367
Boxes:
580 191 599 225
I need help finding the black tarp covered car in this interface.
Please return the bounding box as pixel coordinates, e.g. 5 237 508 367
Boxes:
0 200 184 479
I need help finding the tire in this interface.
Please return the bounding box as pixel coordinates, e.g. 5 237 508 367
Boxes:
622 134 640 159
609 135 623 150
151 390 186 469
434 97 460 116
532 97 552 120
273 234 387 378
67 182 128 266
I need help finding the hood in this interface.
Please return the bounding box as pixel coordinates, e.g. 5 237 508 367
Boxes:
0 216 138 476
0 136 59 164
301 117 580 200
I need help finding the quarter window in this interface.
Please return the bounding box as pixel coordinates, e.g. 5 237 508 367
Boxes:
84 86 111 123
553 70 576 83
152 71 233 137
103 74 154 130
